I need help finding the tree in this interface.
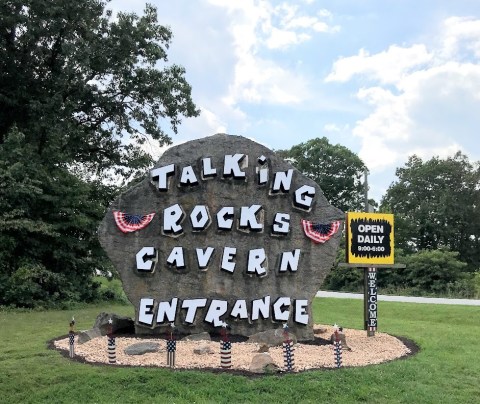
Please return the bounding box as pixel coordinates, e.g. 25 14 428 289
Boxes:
0 0 199 178
0 1 199 307
381 152 480 271
277 137 367 212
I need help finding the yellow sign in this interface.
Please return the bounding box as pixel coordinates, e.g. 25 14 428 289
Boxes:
346 212 394 265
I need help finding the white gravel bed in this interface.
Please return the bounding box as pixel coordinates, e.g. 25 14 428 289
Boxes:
54 325 412 372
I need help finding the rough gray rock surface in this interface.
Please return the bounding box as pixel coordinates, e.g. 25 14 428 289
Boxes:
194 345 214 355
77 328 101 344
330 331 352 351
98 134 343 340
182 332 212 341
248 329 297 347
93 312 135 335
249 353 280 373
124 342 161 355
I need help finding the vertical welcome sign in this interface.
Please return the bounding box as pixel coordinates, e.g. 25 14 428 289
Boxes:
346 212 395 334
99 134 344 340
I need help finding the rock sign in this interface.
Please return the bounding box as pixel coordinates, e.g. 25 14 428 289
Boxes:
98 134 343 340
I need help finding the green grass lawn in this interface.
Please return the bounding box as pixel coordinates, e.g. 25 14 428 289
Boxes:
0 298 478 404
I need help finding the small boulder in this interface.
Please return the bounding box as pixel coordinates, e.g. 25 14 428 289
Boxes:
93 312 135 335
124 342 161 356
77 328 102 344
248 329 297 347
257 344 270 353
313 325 328 335
249 353 280 374
330 331 352 351
182 332 211 342
194 344 213 355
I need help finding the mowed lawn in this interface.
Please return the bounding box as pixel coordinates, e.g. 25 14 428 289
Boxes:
0 298 478 404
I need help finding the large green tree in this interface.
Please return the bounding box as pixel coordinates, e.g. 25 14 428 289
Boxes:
0 0 199 177
278 137 367 212
381 152 480 271
0 1 199 307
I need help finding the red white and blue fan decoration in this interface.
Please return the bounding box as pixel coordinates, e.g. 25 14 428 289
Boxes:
113 210 155 233
301 219 341 244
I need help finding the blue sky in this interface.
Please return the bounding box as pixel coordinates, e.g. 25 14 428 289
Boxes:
111 0 480 202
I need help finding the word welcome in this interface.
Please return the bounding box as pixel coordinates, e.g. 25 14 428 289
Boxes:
367 270 378 328
138 295 309 327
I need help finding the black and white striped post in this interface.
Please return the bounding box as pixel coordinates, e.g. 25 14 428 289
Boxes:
68 317 75 358
166 322 176 368
107 318 116 364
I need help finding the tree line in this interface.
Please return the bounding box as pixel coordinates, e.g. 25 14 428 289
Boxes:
279 140 480 298
1 1 478 308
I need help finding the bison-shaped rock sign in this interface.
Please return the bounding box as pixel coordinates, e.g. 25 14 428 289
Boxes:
98 134 343 340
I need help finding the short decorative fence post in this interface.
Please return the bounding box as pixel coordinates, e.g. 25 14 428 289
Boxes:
220 322 232 369
282 324 295 371
68 317 75 358
166 322 176 368
333 324 343 368
107 318 116 364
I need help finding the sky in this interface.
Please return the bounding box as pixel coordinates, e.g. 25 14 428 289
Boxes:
111 0 480 202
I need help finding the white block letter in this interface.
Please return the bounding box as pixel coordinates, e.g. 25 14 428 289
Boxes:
196 247 214 270
167 246 185 269
294 299 309 325
279 249 301 272
239 205 263 231
150 164 175 191
223 154 246 179
163 203 184 235
182 298 207 324
294 185 315 209
136 247 157 272
251 296 271 321
139 298 155 326
204 300 228 326
247 248 267 276
157 298 178 324
272 169 293 193
273 297 291 321
221 247 237 273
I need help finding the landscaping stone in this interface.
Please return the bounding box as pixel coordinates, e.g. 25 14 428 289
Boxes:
194 344 213 355
77 328 101 344
248 329 297 347
93 312 135 335
124 342 161 356
182 332 211 342
249 353 280 373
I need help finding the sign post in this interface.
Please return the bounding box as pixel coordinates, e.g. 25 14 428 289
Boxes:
344 212 403 336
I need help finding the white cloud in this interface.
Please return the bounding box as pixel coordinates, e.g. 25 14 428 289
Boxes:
326 45 433 84
208 0 339 105
441 16 480 59
325 16 480 174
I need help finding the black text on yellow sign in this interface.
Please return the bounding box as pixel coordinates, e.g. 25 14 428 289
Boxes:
346 212 394 265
